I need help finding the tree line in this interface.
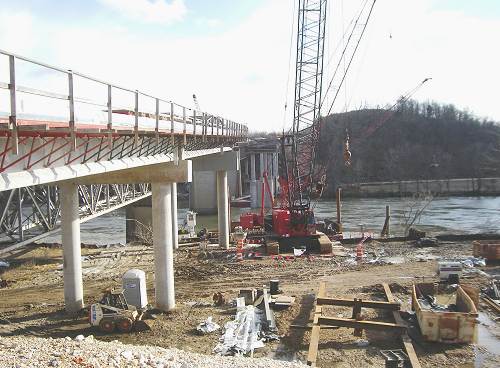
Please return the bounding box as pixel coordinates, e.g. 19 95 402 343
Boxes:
316 100 500 197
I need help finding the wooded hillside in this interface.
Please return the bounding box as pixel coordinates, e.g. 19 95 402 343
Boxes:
317 100 500 196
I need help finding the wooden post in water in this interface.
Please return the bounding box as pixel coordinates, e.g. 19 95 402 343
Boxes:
336 187 342 232
381 205 390 237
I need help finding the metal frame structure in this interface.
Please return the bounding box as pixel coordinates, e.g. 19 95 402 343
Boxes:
281 0 327 212
0 183 151 248
0 50 248 250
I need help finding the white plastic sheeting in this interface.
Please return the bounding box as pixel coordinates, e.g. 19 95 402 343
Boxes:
214 305 265 356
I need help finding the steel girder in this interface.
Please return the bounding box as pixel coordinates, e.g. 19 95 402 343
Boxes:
0 182 151 247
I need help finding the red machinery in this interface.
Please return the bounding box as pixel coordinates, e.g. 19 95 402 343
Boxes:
240 0 328 238
240 0 375 240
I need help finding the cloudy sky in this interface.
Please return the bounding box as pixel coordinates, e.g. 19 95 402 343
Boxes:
1 0 499 132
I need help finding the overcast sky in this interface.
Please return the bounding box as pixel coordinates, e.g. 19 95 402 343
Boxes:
1 0 499 132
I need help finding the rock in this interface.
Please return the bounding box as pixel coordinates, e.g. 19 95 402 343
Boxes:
121 350 134 360
74 335 85 342
356 339 370 347
0 335 307 368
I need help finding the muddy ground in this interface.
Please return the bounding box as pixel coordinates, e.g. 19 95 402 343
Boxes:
1 240 499 367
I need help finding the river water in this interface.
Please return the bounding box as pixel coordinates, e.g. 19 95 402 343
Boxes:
43 196 500 245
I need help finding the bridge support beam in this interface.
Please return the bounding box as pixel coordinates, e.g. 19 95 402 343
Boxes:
152 182 175 311
171 182 179 250
60 182 84 313
217 170 230 249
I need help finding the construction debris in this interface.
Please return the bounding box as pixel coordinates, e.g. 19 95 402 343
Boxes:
213 292 226 307
197 317 220 335
380 349 409 368
473 241 500 263
412 283 478 343
214 304 266 356
0 260 10 268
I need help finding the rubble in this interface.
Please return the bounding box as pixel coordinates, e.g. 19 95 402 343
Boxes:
0 335 305 368
197 317 221 335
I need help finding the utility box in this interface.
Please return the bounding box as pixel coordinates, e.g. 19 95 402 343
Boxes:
438 262 462 282
122 269 148 309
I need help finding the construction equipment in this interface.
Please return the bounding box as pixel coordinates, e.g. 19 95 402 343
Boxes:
240 0 373 243
192 94 201 111
89 288 143 333
272 0 329 237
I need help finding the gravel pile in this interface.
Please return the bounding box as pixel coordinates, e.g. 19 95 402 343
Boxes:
0 335 305 368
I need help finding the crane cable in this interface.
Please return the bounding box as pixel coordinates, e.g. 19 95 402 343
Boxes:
325 0 377 116
343 78 432 167
320 0 372 112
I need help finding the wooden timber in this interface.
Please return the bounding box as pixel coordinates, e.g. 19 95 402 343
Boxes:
482 296 500 314
318 316 406 331
382 283 422 368
307 281 325 366
316 297 401 310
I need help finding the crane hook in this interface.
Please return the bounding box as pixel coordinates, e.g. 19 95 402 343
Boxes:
344 129 352 167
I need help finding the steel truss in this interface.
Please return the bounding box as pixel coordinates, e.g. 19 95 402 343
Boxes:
0 132 235 174
282 0 327 210
0 182 151 247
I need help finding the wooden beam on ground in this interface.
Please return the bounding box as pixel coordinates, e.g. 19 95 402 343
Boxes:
318 316 406 332
482 296 500 314
382 283 422 368
307 281 326 367
316 297 401 310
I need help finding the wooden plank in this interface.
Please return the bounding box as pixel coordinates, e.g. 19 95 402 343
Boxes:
316 297 401 310
307 281 326 366
383 283 422 368
318 316 406 331
482 296 500 314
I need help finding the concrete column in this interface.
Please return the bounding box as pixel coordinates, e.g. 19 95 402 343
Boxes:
217 170 230 249
171 182 178 250
60 182 84 313
259 152 266 179
250 154 257 208
267 153 274 202
152 182 175 311
250 154 256 180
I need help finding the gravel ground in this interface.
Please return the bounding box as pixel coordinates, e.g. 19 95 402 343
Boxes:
0 335 306 368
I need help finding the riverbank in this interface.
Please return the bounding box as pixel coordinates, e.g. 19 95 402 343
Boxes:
338 177 500 198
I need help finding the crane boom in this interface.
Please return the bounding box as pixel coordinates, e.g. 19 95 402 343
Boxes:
279 0 328 235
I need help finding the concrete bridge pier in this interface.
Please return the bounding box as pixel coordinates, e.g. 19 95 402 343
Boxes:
250 153 258 208
171 182 179 250
191 151 239 248
60 182 84 313
59 160 192 313
217 170 229 249
152 182 175 311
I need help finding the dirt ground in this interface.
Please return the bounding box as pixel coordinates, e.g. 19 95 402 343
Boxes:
1 240 499 367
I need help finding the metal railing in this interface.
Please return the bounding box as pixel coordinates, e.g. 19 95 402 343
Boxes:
0 49 248 154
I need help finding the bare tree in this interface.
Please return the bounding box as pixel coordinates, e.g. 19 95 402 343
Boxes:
400 192 434 236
